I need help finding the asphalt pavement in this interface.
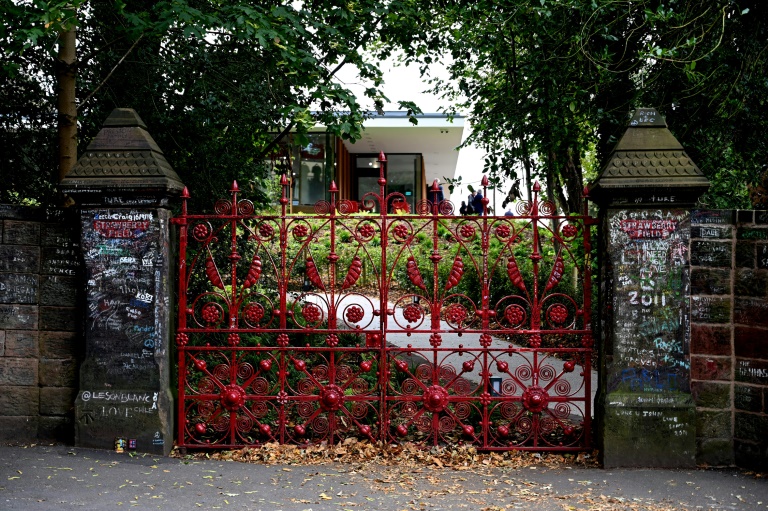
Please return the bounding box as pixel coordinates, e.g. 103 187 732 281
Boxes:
1 444 767 510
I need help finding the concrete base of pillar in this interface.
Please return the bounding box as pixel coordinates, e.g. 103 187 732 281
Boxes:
602 392 696 468
75 387 173 456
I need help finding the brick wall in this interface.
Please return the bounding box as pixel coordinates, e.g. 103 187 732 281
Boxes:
0 205 81 442
690 209 768 470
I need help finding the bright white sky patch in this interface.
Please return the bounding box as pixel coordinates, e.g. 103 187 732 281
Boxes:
335 55 517 213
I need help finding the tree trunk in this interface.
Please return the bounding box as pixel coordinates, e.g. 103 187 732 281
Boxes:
57 24 77 183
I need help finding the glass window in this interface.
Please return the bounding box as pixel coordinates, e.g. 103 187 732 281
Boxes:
264 133 333 207
294 134 327 206
387 154 420 212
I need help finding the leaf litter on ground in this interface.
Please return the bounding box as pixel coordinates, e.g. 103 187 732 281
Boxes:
172 439 598 472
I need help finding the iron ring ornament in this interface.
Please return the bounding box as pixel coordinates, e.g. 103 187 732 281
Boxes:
319 384 344 412
175 171 594 451
220 384 246 411
422 385 450 413
522 385 550 413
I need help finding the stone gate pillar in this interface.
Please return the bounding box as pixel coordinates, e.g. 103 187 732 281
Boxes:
60 109 184 455
591 108 710 467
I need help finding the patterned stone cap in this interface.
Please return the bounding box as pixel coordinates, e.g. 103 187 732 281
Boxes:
590 108 709 205
60 108 184 203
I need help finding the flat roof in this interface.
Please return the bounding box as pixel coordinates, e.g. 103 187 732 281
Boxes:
341 113 465 187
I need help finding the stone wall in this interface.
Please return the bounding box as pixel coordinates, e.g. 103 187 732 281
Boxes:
0 205 82 442
690 209 768 470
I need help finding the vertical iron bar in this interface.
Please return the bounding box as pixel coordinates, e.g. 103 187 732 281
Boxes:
430 180 441 445
377 152 388 444
228 182 239 444
175 187 189 447
480 175 491 448
329 181 338 444
279 174 290 444
582 187 594 448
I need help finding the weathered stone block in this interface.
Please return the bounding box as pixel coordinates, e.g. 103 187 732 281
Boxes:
3 220 40 245
734 440 768 471
40 275 78 306
39 387 76 416
39 331 80 359
4 330 38 358
737 227 768 241
734 327 768 358
0 330 5 355
41 222 79 248
690 324 731 356
39 359 78 387
735 358 768 385
735 269 768 297
690 268 730 295
696 438 734 466
735 384 763 413
0 273 38 304
0 416 39 442
760 244 768 270
38 415 74 443
39 306 78 331
0 245 40 273
691 210 734 225
735 412 768 444
695 410 731 439
738 210 755 223
40 247 81 276
691 355 731 381
691 381 731 408
0 205 43 221
0 386 39 416
736 242 755 268
691 297 731 323
734 298 768 327
0 304 38 330
690 241 731 267
0 358 38 386
691 226 732 239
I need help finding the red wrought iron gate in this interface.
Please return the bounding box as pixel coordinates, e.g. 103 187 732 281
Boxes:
173 154 597 451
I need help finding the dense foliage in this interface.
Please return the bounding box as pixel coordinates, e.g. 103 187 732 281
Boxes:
1 0 419 208
2 1 766 209
392 0 767 211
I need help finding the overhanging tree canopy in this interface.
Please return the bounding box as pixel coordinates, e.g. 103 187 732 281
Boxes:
391 0 767 212
2 0 420 207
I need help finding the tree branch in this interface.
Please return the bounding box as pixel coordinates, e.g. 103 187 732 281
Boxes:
77 33 144 111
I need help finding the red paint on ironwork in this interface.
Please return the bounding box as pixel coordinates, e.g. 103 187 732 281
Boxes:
173 169 595 452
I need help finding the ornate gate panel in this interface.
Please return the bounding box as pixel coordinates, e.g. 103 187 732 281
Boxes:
173 154 596 451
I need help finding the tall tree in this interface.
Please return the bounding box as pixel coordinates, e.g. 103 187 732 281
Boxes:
2 0 420 207
393 0 766 212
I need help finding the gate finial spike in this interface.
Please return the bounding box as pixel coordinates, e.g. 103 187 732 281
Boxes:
431 179 440 191
378 151 387 163
231 180 239 192
533 181 541 192
329 181 338 192
280 174 289 186
181 186 190 199
481 175 489 187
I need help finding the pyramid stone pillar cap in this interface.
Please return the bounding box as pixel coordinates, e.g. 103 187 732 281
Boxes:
60 108 184 207
589 108 709 207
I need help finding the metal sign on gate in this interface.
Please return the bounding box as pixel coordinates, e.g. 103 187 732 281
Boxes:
173 153 597 451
